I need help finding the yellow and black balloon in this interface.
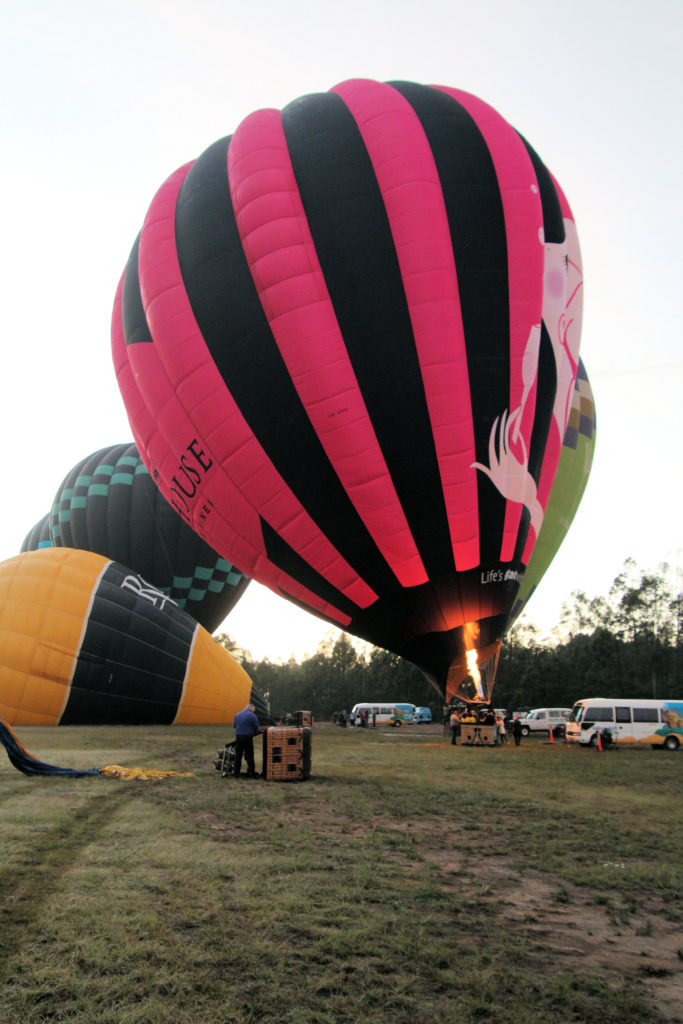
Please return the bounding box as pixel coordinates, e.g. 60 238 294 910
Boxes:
0 547 253 727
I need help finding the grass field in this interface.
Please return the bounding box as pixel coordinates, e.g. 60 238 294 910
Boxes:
0 723 681 1024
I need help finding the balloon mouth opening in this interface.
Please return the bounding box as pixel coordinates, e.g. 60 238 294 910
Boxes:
445 641 501 705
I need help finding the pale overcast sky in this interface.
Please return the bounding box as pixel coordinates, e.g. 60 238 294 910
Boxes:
1 0 681 660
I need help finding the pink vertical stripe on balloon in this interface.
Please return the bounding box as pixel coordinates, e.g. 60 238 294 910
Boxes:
333 78 480 572
227 105 428 589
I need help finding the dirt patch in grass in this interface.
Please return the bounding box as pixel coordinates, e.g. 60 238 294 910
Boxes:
399 818 682 1023
499 870 683 1024
268 800 683 1023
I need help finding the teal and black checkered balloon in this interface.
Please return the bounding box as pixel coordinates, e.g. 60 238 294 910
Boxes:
20 513 54 552
44 443 249 632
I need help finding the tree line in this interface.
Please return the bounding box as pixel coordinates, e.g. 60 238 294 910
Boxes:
217 559 682 722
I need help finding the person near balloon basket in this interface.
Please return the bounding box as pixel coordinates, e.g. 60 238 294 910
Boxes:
449 709 461 745
232 703 261 778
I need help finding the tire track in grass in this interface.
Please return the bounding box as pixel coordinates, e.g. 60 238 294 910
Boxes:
0 786 135 970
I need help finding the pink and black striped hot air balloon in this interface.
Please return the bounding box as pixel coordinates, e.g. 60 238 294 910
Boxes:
112 79 586 704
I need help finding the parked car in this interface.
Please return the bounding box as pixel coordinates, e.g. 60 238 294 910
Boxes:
519 708 571 737
415 707 432 724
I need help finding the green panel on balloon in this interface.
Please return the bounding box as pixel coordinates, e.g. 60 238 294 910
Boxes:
510 360 596 624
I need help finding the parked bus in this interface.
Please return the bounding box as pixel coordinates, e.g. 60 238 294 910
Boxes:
350 702 416 727
565 697 683 749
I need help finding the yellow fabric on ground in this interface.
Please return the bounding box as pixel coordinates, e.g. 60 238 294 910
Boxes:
98 764 196 780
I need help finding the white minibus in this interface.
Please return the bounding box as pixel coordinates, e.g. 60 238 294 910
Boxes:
350 702 416 727
565 697 683 749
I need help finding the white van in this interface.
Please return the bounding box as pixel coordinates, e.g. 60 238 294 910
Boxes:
350 702 416 727
518 707 571 737
566 697 683 749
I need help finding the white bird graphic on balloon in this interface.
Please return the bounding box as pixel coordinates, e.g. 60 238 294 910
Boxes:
472 322 544 536
472 221 583 540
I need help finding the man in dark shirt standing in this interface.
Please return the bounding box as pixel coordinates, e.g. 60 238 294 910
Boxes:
233 703 261 778
512 716 523 746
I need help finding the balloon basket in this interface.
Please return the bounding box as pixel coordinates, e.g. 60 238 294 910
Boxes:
460 723 498 746
262 727 312 782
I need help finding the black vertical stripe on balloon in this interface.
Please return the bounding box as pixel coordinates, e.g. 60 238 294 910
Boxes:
282 89 455 581
126 453 178 588
63 447 108 550
86 445 131 559
526 324 557 485
75 448 108 551
119 446 156 577
389 82 512 568
60 562 193 725
121 233 154 346
172 134 400 600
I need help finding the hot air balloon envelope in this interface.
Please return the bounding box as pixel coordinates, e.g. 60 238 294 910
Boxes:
0 548 254 726
113 79 586 703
